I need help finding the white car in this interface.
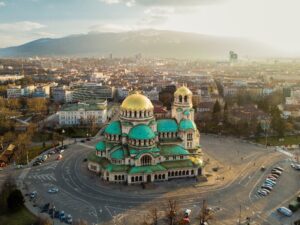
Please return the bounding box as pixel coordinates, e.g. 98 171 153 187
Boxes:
48 187 59 193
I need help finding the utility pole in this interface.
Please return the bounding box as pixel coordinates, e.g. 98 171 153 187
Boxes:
238 205 242 225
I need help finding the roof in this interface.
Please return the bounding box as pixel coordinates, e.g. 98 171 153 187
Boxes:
160 145 189 156
128 164 166 174
105 164 129 173
95 141 106 151
110 147 126 160
87 151 110 167
183 110 190 116
179 119 196 131
174 86 192 96
133 147 160 159
105 120 122 135
60 101 107 111
121 91 154 111
161 159 195 169
157 119 178 133
128 124 155 140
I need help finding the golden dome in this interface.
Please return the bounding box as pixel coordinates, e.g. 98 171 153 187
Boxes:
174 86 192 96
121 92 154 111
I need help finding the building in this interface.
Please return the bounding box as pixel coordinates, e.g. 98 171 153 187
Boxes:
7 86 22 98
58 100 107 126
72 83 115 102
87 86 203 184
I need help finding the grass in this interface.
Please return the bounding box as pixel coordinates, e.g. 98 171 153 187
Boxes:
31 133 52 143
254 135 300 146
0 207 37 225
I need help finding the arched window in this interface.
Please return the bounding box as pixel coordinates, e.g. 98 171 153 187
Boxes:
131 177 134 182
179 95 182 102
158 174 162 179
155 174 157 180
162 174 165 179
139 176 142 181
141 155 152 166
184 95 188 102
115 175 117 180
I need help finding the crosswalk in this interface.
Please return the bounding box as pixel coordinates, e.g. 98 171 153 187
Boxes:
27 173 57 182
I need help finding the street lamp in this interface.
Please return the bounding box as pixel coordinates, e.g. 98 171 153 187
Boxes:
261 118 270 149
61 129 65 147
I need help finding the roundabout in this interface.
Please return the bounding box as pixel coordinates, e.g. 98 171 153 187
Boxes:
21 134 294 225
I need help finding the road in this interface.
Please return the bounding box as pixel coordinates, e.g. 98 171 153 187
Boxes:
12 134 299 225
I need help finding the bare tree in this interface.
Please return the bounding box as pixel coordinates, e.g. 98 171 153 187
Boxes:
198 200 213 225
150 208 159 225
166 200 179 225
35 216 52 225
73 219 88 225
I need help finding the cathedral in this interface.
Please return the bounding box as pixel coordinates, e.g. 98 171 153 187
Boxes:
87 85 203 184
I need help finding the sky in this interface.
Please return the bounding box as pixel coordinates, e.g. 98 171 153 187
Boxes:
0 0 299 55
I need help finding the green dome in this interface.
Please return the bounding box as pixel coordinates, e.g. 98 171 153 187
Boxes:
157 119 178 132
95 141 106 151
111 147 125 160
183 110 190 116
128 124 155 140
179 119 196 131
105 121 121 135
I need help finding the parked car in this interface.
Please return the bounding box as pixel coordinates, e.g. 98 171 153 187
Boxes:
57 154 63 160
258 189 268 196
40 203 50 213
274 166 284 172
80 140 85 143
66 214 73 224
271 170 282 176
265 179 276 185
54 210 60 218
59 149 65 154
277 207 293 217
261 185 273 191
33 161 42 167
41 155 48 161
48 150 55 155
59 211 66 221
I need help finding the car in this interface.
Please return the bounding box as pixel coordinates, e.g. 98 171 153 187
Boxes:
80 140 85 143
274 166 284 172
291 163 300 170
264 180 275 186
261 185 273 191
49 207 56 217
59 211 66 221
40 203 50 213
33 161 41 166
270 173 280 178
57 154 63 160
54 210 60 218
267 176 277 181
277 207 293 217
272 171 282 176
48 150 55 155
48 187 59 193
66 214 73 224
16 164 24 169
30 191 37 199
272 168 282 173
59 149 64 154
257 189 268 196
86 138 91 141
265 179 276 185
41 155 48 161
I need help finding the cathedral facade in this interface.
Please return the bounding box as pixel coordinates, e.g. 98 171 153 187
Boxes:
87 86 203 184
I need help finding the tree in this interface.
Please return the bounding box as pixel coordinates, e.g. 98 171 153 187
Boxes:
166 200 179 225
27 98 48 115
73 219 88 225
198 200 213 225
7 189 24 211
270 106 285 137
14 133 32 164
35 216 52 225
0 176 17 214
212 100 222 122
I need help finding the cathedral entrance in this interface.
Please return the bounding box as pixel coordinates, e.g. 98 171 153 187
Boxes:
147 175 151 183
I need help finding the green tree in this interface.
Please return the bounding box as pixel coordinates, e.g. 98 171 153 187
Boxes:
7 189 24 211
212 100 222 122
0 176 17 214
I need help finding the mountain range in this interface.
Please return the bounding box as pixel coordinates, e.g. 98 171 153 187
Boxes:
0 29 281 59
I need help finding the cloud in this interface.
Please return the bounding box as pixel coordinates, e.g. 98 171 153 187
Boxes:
0 2 6 7
100 0 224 7
141 7 174 25
0 21 45 32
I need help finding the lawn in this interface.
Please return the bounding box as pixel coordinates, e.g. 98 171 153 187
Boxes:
0 207 37 225
254 135 300 146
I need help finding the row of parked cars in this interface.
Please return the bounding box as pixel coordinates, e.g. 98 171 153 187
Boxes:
41 203 73 224
257 166 284 197
32 145 67 166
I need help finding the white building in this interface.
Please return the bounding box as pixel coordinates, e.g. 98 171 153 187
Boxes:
58 101 107 126
7 86 22 98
